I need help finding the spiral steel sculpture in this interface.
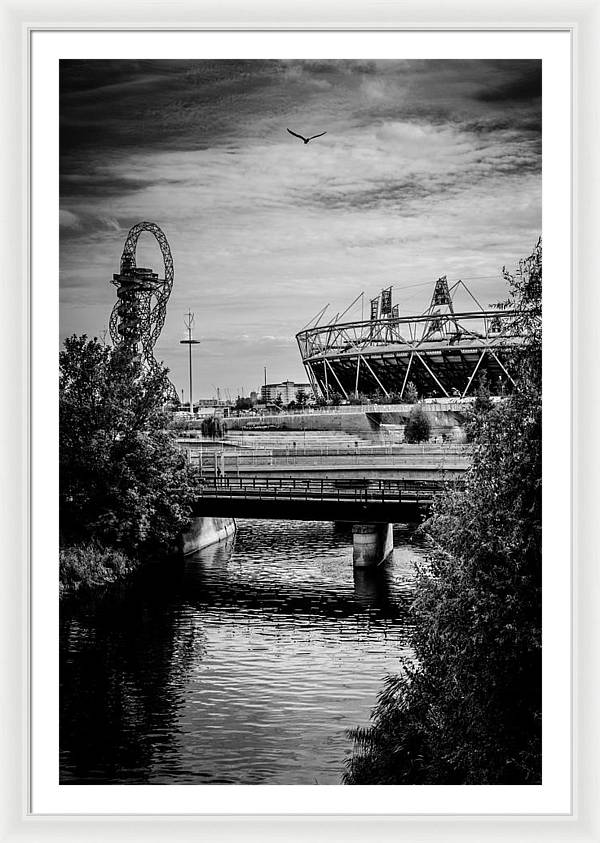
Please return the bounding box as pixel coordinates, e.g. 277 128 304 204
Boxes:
109 222 176 397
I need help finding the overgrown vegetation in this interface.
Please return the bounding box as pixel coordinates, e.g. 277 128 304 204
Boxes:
345 239 542 785
60 337 198 596
59 543 136 599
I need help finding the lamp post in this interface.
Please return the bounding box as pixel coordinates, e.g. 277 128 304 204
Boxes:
180 310 200 416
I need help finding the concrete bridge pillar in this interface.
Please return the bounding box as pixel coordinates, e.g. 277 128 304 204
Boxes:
352 522 394 568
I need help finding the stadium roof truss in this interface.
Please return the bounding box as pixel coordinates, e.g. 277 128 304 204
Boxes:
296 276 533 400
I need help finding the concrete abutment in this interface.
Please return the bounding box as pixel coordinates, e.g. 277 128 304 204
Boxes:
180 516 236 555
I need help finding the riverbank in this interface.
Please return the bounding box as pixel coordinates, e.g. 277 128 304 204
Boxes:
60 517 238 599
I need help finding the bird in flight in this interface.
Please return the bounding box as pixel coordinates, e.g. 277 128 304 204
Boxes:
287 128 327 144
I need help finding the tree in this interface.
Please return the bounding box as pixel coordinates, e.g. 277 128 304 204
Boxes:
403 381 419 404
463 373 495 442
474 372 494 415
295 388 308 408
60 336 197 559
201 415 223 439
345 240 542 785
404 404 431 443
235 395 253 411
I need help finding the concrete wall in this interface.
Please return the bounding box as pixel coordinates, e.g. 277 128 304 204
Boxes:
225 411 378 436
230 464 467 481
224 407 470 442
180 516 236 556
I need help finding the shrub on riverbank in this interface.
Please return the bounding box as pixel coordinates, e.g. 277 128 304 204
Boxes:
345 240 542 785
59 543 138 599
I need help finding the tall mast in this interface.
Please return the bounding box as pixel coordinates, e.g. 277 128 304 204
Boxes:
180 310 200 414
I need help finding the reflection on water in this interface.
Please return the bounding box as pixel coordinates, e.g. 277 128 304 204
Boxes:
60 519 424 784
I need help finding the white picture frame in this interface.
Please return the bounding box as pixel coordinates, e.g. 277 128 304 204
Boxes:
1 1 596 840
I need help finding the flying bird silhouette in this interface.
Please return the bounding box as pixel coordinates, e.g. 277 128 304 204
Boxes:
287 128 327 144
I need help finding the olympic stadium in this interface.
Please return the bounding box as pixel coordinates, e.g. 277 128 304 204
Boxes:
296 276 532 401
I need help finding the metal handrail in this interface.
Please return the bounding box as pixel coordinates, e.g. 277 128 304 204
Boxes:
195 475 462 504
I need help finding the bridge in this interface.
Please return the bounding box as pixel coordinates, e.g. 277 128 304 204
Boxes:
191 476 455 522
179 438 471 568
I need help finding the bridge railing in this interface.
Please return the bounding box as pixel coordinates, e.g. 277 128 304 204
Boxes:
215 441 470 454
195 475 464 504
178 436 472 453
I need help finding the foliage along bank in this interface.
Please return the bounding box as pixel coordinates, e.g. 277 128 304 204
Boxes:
59 337 198 597
345 240 542 785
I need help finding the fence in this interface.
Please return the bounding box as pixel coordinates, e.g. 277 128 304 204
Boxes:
182 445 471 474
224 399 477 421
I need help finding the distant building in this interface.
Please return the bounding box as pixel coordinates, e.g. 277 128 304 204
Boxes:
196 397 227 408
260 380 313 406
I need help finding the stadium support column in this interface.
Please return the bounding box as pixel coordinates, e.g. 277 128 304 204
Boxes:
352 523 394 568
305 363 320 400
325 359 349 399
360 355 390 398
354 356 361 397
399 353 414 400
462 350 486 397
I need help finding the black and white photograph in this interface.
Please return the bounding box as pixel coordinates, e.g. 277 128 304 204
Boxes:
58 58 542 788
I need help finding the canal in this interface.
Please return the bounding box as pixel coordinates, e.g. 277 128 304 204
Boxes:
60 519 425 785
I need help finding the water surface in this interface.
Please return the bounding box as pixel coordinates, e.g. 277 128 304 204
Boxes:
60 519 424 784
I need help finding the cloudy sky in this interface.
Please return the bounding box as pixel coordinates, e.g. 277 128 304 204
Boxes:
60 59 541 400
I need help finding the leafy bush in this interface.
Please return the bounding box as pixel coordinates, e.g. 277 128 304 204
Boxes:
404 404 431 443
169 417 192 431
345 240 542 785
474 372 494 415
59 543 137 599
403 382 419 404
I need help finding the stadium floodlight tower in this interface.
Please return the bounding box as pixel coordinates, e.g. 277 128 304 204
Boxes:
109 221 177 399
